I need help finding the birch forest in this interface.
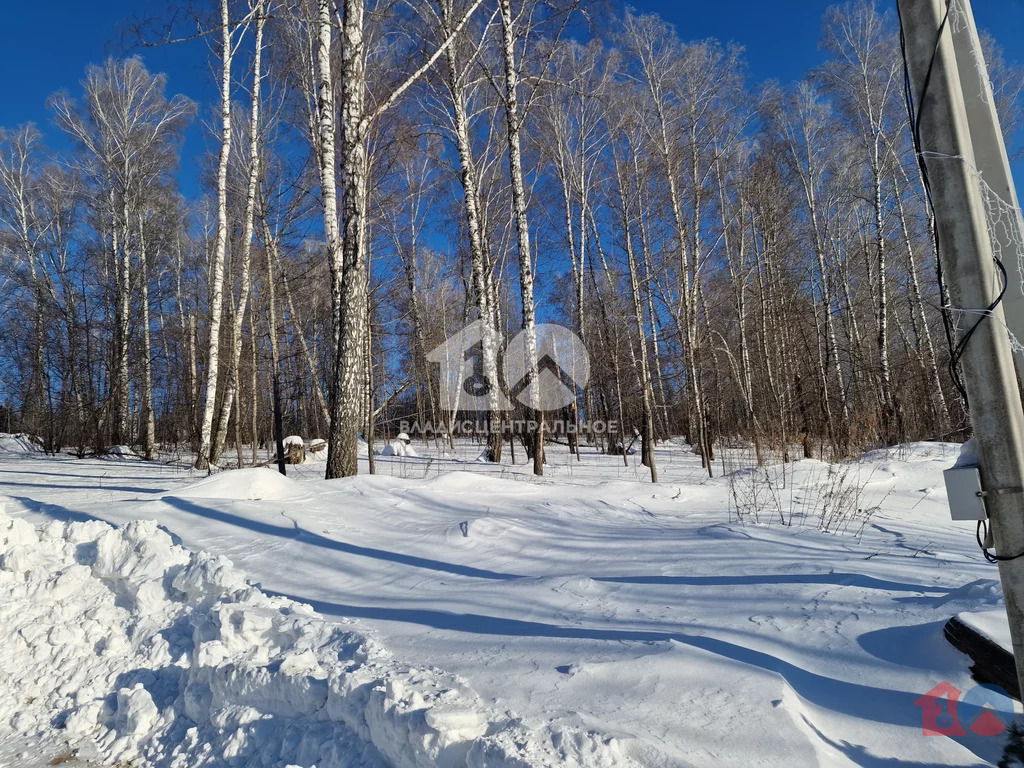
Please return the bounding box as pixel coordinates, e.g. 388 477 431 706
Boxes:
1 0 1020 478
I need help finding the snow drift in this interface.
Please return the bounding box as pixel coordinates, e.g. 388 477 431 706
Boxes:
170 467 299 502
0 506 633 768
105 444 142 460
0 433 42 454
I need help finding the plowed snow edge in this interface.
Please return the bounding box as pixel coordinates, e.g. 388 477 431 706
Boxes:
0 507 635 768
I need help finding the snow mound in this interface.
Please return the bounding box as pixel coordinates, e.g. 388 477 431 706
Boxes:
0 507 636 768
105 444 141 460
381 439 418 458
418 471 540 496
0 433 42 454
858 441 960 464
171 467 299 501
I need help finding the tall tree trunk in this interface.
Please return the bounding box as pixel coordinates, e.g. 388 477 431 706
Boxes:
366 302 376 475
870 144 897 443
194 0 234 470
261 212 287 476
249 301 259 467
622 195 657 481
324 0 370 479
499 0 542 475
282 270 330 426
138 213 156 460
893 166 949 433
112 191 132 446
175 239 198 447
441 0 503 461
211 1 266 465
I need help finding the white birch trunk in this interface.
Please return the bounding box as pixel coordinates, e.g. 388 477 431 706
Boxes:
211 1 266 465
194 0 234 470
260 211 288 475
499 0 542 475
441 0 503 460
137 213 156 460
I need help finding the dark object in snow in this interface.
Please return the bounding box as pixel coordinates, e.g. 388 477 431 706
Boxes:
1000 721 1024 767
944 615 1021 700
609 440 636 456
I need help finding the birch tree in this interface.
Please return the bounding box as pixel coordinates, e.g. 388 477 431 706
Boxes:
195 0 248 469
210 0 268 465
317 0 485 478
51 57 192 451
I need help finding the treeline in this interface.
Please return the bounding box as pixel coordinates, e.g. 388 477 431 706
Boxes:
0 0 1019 477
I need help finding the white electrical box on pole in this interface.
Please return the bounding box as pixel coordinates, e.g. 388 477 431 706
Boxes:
898 0 1024 699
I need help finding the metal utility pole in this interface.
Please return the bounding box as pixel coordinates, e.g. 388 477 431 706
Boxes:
949 0 1024 371
899 0 1024 697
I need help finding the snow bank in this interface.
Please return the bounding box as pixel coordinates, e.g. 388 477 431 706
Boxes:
858 441 960 464
106 444 141 459
171 467 299 501
0 433 42 454
0 506 635 768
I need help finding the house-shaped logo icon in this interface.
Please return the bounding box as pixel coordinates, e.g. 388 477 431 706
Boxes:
426 320 513 412
427 321 589 412
915 682 966 736
915 681 1015 737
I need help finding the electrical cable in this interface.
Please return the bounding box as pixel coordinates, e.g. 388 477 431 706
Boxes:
896 0 1020 563
897 0 969 410
978 518 1024 562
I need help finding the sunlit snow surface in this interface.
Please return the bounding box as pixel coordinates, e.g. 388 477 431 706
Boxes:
0 436 1016 766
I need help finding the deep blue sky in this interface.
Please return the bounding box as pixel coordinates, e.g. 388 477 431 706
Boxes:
4 0 1024 197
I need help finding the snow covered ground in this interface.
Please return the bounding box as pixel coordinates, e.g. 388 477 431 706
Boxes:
0 436 1018 766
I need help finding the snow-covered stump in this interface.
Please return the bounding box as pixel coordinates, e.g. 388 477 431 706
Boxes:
381 433 418 458
282 435 305 465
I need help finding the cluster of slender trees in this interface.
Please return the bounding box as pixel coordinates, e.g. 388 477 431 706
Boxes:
1 0 1019 480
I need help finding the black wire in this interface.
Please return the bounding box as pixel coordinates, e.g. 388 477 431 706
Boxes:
897 1 1019 563
897 0 969 409
978 519 1024 562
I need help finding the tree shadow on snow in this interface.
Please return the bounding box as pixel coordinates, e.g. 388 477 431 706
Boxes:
161 496 526 581
159 498 954 599
0 479 163 495
857 621 967 671
267 594 999 765
8 495 100 525
600 573 949 594
800 712 991 768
